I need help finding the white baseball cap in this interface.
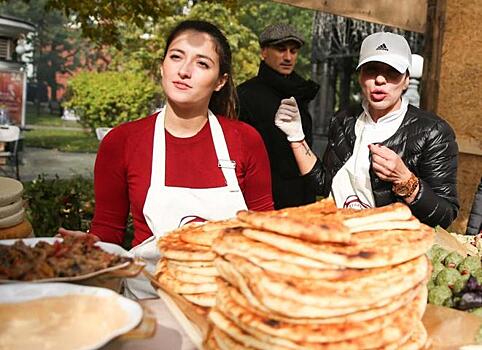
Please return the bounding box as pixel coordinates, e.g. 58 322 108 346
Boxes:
357 32 412 74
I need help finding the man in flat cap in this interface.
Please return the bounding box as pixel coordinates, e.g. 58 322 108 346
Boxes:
237 23 320 209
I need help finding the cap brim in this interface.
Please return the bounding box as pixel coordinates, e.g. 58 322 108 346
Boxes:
262 37 304 47
357 55 410 74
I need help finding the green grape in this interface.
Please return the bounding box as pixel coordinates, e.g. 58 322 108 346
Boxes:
435 267 462 287
470 307 482 318
458 256 482 275
473 268 482 284
452 278 467 294
428 285 452 306
431 261 445 281
444 251 464 268
428 245 450 263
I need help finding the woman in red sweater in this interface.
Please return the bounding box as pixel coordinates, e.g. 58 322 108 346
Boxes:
61 20 273 298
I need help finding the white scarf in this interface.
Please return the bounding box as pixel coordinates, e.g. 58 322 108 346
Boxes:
331 96 409 209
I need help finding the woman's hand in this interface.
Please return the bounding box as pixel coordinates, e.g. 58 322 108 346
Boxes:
57 227 99 241
369 144 420 203
274 97 305 142
369 144 411 183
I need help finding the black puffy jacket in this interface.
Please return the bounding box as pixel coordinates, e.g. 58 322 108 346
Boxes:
466 178 482 235
306 104 459 228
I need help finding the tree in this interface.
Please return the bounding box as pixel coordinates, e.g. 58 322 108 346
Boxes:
0 0 104 104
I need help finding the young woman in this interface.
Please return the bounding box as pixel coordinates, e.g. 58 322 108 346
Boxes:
61 20 273 298
274 32 458 228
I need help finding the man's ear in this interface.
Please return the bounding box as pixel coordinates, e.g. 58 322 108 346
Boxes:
215 73 228 92
260 47 268 61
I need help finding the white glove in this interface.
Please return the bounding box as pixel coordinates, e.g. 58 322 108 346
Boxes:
274 97 305 142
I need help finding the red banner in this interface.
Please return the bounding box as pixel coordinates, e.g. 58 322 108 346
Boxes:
0 71 25 125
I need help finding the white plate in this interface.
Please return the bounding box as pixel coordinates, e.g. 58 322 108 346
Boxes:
0 237 134 283
0 282 143 350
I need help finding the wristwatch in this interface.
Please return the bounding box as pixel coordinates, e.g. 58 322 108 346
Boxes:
392 173 419 198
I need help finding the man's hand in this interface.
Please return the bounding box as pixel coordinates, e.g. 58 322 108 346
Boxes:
369 144 411 184
274 97 305 142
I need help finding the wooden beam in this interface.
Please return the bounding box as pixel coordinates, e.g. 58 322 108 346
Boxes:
420 0 446 113
272 0 427 33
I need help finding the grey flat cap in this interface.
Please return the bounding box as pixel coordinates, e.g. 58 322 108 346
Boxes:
259 23 304 47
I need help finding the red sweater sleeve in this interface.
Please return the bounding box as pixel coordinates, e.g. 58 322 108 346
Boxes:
90 126 130 245
233 121 274 211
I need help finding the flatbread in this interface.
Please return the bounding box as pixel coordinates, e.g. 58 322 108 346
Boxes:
156 259 216 284
345 216 421 233
158 232 215 261
0 219 33 239
225 279 422 324
215 279 413 343
179 219 248 247
214 259 272 315
168 260 214 268
213 229 340 270
396 320 428 350
213 327 256 350
242 225 434 268
205 331 222 350
334 202 413 231
182 292 216 307
167 260 219 277
226 254 429 308
236 199 350 243
156 267 218 294
215 257 418 319
0 177 23 207
0 199 23 219
0 207 25 228
209 304 418 350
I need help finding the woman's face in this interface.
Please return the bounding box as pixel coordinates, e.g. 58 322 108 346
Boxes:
161 30 227 110
358 62 409 120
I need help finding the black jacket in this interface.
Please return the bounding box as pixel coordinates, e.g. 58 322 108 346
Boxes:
237 62 320 209
306 104 459 228
466 178 482 235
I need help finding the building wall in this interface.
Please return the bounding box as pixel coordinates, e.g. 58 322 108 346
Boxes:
437 0 482 233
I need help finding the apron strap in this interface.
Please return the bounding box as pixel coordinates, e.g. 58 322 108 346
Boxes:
208 111 240 192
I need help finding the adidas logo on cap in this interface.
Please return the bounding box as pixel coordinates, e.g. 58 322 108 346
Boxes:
376 43 389 51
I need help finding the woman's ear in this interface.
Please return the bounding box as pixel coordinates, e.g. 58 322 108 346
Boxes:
160 65 164 78
215 73 228 92
403 74 410 90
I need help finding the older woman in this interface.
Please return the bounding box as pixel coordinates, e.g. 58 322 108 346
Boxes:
275 32 458 228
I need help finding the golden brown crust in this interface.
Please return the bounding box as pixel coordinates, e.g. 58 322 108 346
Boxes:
0 219 32 239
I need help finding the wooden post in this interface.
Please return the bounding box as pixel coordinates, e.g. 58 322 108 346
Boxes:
421 0 482 233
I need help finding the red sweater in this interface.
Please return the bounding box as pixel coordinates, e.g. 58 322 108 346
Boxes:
90 113 273 247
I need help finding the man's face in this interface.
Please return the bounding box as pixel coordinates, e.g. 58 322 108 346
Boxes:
261 41 300 75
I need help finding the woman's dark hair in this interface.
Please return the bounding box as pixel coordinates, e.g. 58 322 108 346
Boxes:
164 20 237 120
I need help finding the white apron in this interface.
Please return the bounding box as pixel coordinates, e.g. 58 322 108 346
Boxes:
125 107 247 299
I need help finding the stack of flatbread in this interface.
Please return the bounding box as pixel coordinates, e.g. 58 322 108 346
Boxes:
207 199 434 350
155 220 247 313
0 176 32 239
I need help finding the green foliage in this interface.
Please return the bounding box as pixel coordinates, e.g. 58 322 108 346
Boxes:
23 175 95 236
23 128 99 153
109 2 260 86
63 71 159 130
23 174 135 249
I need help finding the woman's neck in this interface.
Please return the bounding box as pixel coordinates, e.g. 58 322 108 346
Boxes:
164 103 209 137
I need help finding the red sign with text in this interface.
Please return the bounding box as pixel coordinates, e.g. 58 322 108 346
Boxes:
0 71 25 125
